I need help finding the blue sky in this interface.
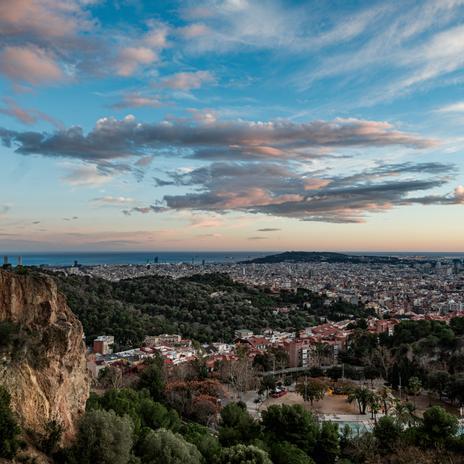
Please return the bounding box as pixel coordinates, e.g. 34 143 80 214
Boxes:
0 0 463 252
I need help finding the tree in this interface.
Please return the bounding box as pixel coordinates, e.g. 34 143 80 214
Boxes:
296 378 326 406
137 358 165 401
420 406 458 446
407 376 422 406
347 387 371 415
74 409 134 464
259 376 276 398
313 421 340 464
427 370 450 400
373 416 401 453
182 423 222 464
271 441 315 464
450 316 464 336
262 404 318 454
139 398 181 431
138 428 202 464
377 386 394 415
447 373 464 406
219 402 260 447
219 444 272 464
367 391 381 422
0 386 21 459
99 366 123 389
392 401 417 428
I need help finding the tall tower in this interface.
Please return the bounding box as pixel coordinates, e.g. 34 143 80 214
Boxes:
17 256 23 266
3 256 8 266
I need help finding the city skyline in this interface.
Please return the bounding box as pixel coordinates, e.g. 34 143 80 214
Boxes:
0 0 463 252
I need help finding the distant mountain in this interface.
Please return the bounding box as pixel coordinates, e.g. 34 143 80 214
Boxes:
240 251 406 264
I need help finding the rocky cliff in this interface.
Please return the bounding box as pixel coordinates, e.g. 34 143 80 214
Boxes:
0 269 89 443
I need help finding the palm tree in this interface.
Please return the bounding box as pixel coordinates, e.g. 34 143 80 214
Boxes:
392 400 418 428
367 391 381 422
378 386 395 415
348 386 371 415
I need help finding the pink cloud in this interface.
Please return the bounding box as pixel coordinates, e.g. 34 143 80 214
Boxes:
0 97 61 127
159 70 215 90
304 178 331 190
455 185 464 202
178 24 210 38
116 47 158 76
0 45 64 84
0 0 94 39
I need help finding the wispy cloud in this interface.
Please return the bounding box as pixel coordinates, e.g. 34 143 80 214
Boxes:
0 97 61 127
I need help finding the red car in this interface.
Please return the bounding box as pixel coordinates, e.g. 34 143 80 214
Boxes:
270 388 287 398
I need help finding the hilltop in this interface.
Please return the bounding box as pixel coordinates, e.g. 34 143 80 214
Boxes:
241 251 407 265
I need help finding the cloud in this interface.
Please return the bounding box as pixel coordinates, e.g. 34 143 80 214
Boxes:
248 236 268 240
437 102 464 113
122 205 168 215
0 0 95 40
92 196 136 205
110 92 164 109
257 228 280 232
115 46 158 76
0 97 61 127
154 160 460 223
0 2 169 85
0 45 64 84
61 163 113 187
177 24 210 39
0 115 436 165
158 71 215 90
293 0 464 100
179 0 380 54
114 22 169 77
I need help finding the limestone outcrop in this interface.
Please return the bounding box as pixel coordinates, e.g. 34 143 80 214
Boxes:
0 269 89 443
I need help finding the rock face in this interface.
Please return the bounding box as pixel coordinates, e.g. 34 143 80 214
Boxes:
0 270 89 443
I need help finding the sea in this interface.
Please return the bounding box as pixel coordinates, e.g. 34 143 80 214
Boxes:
1 251 464 267
0 251 272 267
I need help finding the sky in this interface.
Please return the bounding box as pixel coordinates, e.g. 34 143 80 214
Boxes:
0 0 463 253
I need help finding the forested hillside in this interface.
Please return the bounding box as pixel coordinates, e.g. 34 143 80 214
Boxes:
49 272 370 349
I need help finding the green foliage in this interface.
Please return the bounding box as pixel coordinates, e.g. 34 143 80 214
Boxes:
347 387 371 415
181 422 221 464
38 420 63 455
73 409 134 464
373 416 402 453
137 428 202 464
219 444 272 464
0 386 21 459
271 441 315 464
137 358 166 402
314 421 340 464
449 317 464 336
88 387 180 435
296 378 326 405
51 272 315 345
219 402 261 447
427 370 450 398
420 406 458 446
261 405 318 455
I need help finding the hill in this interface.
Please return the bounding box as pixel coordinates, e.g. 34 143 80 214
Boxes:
241 251 406 264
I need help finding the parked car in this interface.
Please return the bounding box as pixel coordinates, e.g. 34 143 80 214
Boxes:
270 388 287 398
